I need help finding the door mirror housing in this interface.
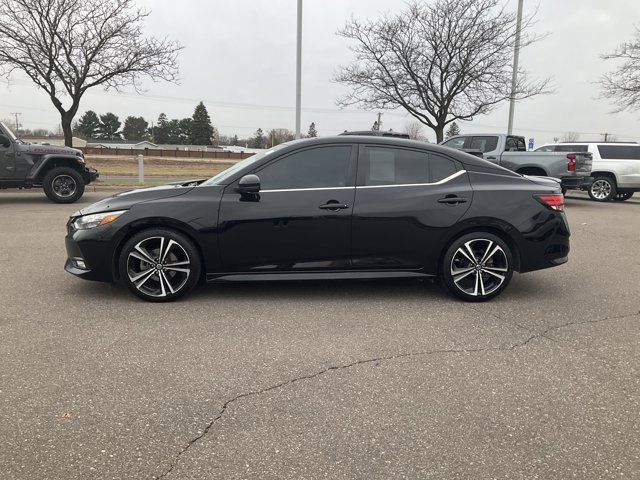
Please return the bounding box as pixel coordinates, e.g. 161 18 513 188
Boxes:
238 174 261 194
0 134 11 148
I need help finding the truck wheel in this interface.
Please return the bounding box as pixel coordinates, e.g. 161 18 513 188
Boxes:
43 167 85 203
613 191 634 202
588 175 617 202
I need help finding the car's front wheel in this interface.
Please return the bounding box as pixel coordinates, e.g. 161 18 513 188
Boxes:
119 229 201 302
43 167 85 203
441 233 514 302
588 175 617 202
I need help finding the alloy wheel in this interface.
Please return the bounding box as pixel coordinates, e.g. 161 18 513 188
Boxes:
590 179 612 200
450 239 508 297
52 174 77 198
126 236 191 298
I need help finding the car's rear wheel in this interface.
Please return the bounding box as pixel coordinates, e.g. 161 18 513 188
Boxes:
588 175 617 202
119 229 201 302
441 233 514 302
43 167 85 203
613 191 634 201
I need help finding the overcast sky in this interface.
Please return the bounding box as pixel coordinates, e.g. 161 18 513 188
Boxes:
2 0 640 145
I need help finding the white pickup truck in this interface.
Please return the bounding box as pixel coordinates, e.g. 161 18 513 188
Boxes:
441 134 593 194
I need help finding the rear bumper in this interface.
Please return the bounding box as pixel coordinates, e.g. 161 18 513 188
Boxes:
561 175 592 189
518 211 571 273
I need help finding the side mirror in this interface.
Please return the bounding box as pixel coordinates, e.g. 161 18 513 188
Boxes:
238 174 261 194
0 134 10 147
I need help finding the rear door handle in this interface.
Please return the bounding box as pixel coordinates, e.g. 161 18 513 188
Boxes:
438 195 467 205
319 200 349 211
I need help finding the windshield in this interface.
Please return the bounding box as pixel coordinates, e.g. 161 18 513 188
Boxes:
200 145 287 186
0 122 19 142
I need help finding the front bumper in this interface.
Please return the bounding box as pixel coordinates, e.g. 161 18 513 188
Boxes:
64 222 120 282
82 167 99 185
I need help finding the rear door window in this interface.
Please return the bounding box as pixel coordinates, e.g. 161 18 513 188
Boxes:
505 136 526 151
597 145 640 160
442 137 466 150
359 147 457 186
470 136 498 153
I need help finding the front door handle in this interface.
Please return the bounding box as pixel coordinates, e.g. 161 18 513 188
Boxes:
438 195 467 205
319 200 349 211
486 155 497 160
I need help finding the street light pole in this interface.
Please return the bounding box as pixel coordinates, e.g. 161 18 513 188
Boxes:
507 0 523 135
295 0 302 139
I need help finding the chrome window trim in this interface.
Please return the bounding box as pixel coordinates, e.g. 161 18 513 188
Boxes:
357 169 466 189
260 186 355 193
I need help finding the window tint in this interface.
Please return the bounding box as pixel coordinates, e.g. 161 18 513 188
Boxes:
430 153 457 182
360 147 457 186
470 136 498 153
257 146 352 190
443 137 466 150
597 145 640 160
555 144 588 152
505 136 526 151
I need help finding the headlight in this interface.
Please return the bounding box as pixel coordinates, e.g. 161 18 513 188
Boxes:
73 210 127 230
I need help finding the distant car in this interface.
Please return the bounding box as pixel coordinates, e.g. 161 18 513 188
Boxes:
535 142 640 201
0 122 98 203
440 133 592 194
65 136 569 302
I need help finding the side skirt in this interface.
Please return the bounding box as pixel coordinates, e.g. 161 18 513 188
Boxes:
206 270 434 283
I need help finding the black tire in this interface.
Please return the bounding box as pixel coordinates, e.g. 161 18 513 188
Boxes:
441 232 514 302
43 167 85 203
119 228 201 302
613 191 634 202
588 175 617 202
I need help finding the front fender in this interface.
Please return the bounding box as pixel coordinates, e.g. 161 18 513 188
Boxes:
27 154 84 181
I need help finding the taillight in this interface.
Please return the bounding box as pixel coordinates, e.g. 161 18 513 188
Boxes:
567 154 576 172
534 194 564 212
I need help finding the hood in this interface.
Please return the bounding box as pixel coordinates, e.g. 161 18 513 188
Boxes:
76 183 197 216
18 143 84 157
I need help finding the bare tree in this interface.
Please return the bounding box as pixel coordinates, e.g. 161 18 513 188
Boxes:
0 0 181 146
600 27 640 112
560 131 580 142
405 121 426 141
335 0 549 142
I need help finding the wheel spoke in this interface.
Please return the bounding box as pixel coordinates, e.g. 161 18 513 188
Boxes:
157 237 166 263
164 260 190 267
483 269 505 281
157 270 167 297
161 271 175 294
453 267 475 283
478 240 493 263
481 245 502 264
133 269 156 288
472 272 480 296
463 241 478 263
165 267 190 274
161 240 178 263
134 245 156 263
478 273 486 296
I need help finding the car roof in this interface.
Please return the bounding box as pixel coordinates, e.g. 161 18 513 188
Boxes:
280 136 507 170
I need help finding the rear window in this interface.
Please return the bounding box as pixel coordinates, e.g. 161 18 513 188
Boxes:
597 145 640 160
470 136 498 153
555 145 588 152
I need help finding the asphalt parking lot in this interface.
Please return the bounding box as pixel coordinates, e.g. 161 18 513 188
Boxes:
0 188 639 479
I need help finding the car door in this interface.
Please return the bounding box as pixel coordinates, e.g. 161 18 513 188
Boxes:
351 145 473 270
596 144 640 188
0 136 15 180
217 144 356 272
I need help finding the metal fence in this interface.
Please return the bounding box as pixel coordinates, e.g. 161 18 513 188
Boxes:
80 147 253 160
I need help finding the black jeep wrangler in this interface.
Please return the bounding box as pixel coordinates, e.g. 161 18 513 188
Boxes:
0 122 99 203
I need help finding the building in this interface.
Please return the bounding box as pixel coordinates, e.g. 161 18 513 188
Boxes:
21 135 87 148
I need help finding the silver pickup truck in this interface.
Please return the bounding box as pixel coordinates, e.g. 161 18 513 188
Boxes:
440 134 592 193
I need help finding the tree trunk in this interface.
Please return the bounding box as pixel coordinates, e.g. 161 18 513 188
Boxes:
434 125 445 143
61 113 74 147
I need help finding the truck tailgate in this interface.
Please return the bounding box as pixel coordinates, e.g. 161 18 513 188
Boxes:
573 152 592 175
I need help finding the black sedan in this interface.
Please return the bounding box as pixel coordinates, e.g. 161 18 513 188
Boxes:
65 136 569 302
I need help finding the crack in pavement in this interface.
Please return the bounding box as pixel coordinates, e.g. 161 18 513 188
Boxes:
154 309 640 479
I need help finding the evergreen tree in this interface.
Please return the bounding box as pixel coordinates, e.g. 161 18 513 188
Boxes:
189 101 214 145
307 122 318 137
231 134 239 146
251 128 266 149
75 110 101 139
445 122 461 139
371 120 379 131
97 113 121 140
122 116 149 141
166 119 182 144
153 113 170 144
178 118 193 144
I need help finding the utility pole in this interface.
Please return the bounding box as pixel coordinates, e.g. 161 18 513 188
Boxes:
507 0 523 135
10 112 21 132
295 0 303 139
601 133 610 142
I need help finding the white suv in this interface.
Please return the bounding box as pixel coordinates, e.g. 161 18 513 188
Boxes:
535 142 639 201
